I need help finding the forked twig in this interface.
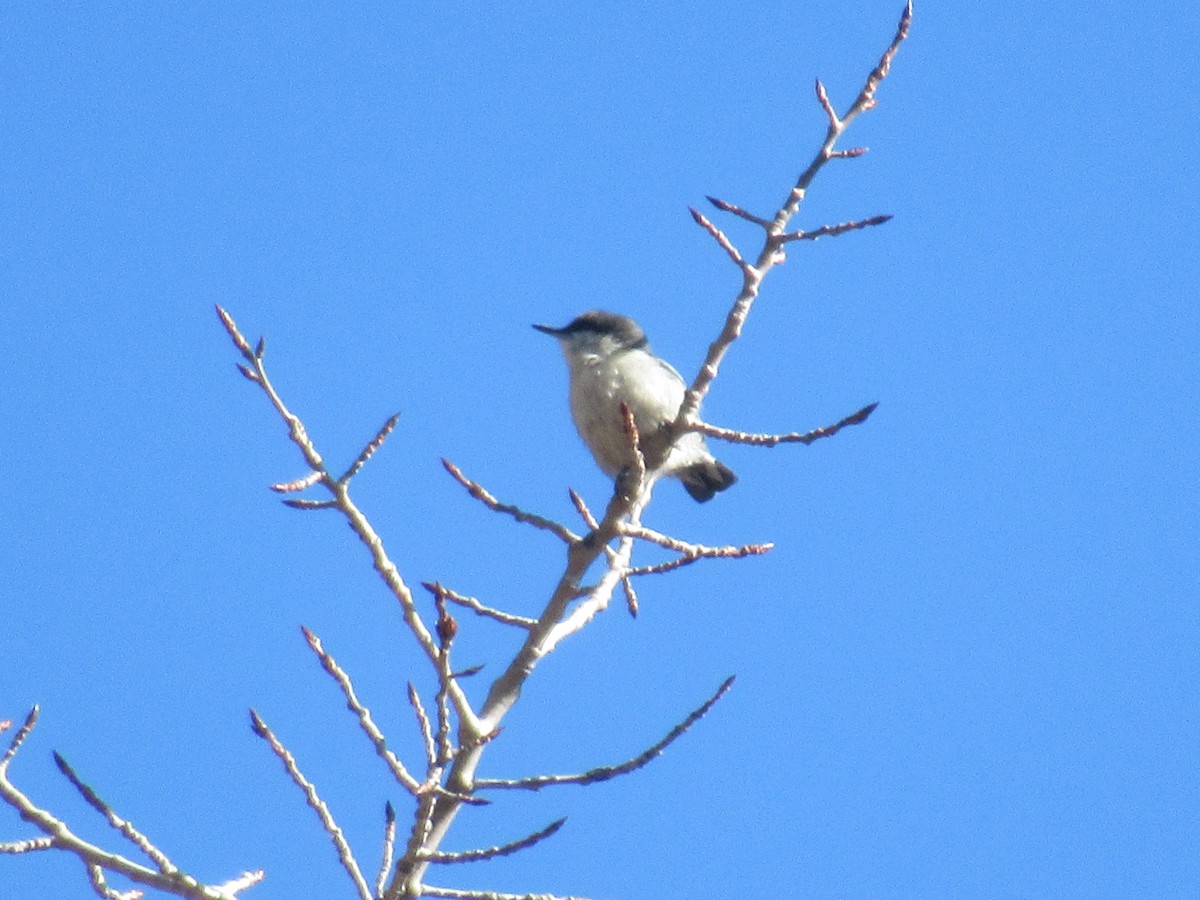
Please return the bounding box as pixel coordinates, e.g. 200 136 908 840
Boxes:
679 2 912 422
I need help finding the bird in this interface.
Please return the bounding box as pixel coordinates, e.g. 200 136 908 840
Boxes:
533 310 736 502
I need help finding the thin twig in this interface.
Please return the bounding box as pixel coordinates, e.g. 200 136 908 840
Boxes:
678 2 912 423
780 214 893 243
421 888 591 900
422 582 535 630
214 871 266 896
441 459 580 545
1 707 38 770
408 683 437 769
249 708 373 900
376 802 396 900
217 307 482 740
341 413 402 483
625 543 772 578
692 402 878 447
52 753 176 875
706 195 770 227
688 207 750 272
86 863 143 900
269 470 323 493
301 627 424 796
418 818 566 864
476 677 735 792
567 488 598 530
280 498 338 510
0 836 54 853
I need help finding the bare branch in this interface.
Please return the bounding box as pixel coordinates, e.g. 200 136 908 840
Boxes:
567 488 598 530
688 207 750 272
620 577 639 618
693 402 878 447
625 542 772 578
215 306 256 361
430 593 458 767
815 77 840 129
213 871 265 896
421 887 591 900
1 707 38 770
847 0 913 119
300 626 425 796
419 818 565 864
249 708 373 900
53 753 177 875
0 707 261 898
407 683 437 769
678 5 912 423
279 498 338 511
269 470 323 493
779 214 893 244
376 802 397 900
0 835 54 853
617 402 647 492
86 863 143 899
705 195 770 227
423 582 535 630
441 459 580 545
341 413 402 483
475 677 735 792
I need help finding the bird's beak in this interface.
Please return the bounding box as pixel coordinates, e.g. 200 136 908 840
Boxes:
532 323 562 337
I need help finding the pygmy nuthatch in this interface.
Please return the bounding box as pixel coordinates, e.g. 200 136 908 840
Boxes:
534 310 737 502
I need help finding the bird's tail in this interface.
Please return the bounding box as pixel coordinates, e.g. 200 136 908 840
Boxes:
679 459 737 503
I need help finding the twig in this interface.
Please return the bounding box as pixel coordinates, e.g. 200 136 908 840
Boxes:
86 863 143 899
217 307 482 741
341 414 402 483
376 803 396 900
780 214 893 243
269 470 323 493
678 2 912 423
301 627 425 795
567 488 598 530
688 207 750 272
475 677 735 792
52 753 176 875
0 835 54 853
706 195 770 227
1 707 37 770
625 543 772 578
421 888 591 900
441 459 580 545
213 871 266 896
0 707 263 898
692 402 878 447
407 683 437 769
249 708 372 900
418 819 566 864
422 582 535 630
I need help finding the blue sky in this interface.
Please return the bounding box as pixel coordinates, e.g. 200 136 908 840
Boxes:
3 2 1197 898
